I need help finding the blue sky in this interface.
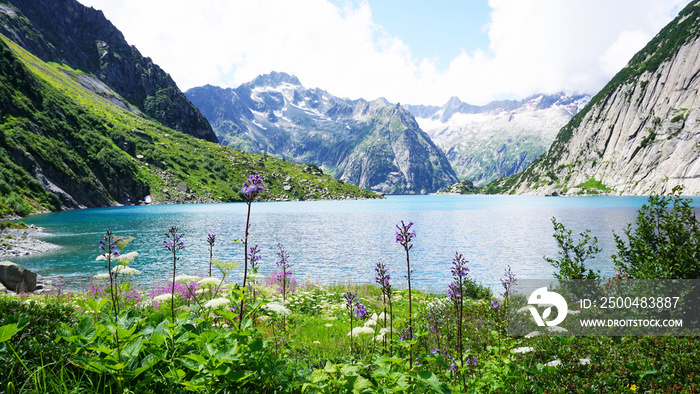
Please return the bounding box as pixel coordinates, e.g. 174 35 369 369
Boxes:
364 0 492 69
77 0 690 105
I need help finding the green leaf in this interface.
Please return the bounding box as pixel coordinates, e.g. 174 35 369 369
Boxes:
121 337 143 359
416 370 450 394
0 324 18 343
87 346 115 355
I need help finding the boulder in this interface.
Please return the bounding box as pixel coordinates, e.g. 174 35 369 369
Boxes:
0 261 37 292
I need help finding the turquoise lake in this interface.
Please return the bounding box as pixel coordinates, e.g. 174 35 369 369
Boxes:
10 195 698 293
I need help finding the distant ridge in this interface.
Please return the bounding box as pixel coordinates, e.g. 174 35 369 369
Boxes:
405 93 590 186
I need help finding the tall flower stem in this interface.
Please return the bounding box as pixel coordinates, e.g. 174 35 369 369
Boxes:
449 252 469 393
239 202 252 328
163 226 184 323
207 232 216 277
375 262 392 354
395 220 416 370
100 231 121 363
239 174 263 328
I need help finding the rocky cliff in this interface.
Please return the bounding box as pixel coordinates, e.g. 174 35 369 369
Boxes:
405 94 589 186
187 72 457 194
0 0 217 142
487 1 700 196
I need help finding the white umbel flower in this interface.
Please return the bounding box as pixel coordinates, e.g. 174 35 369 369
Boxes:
263 302 291 316
204 297 231 309
545 359 562 367
93 273 110 280
198 277 223 287
116 252 139 264
347 326 375 337
174 275 200 284
154 293 173 302
512 346 534 354
112 265 141 275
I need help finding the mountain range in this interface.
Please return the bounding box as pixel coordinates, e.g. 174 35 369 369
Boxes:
486 0 700 196
405 94 590 186
186 73 458 194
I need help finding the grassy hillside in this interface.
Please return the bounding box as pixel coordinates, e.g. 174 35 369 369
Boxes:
0 34 379 217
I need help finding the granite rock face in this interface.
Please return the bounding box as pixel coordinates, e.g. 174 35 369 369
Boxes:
492 2 700 195
0 0 217 142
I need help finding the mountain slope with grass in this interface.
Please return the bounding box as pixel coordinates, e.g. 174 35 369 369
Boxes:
486 1 700 195
186 73 458 194
0 35 378 218
0 0 217 142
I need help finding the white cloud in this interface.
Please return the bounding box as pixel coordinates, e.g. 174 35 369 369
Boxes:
77 0 690 106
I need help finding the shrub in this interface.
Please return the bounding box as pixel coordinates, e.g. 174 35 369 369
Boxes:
613 186 700 279
544 217 601 280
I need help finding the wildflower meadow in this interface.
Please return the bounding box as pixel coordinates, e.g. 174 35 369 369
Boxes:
1 179 700 393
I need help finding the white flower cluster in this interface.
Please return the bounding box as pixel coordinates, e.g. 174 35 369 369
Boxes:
204 297 231 309
154 293 173 302
347 326 375 337
263 301 291 316
175 275 200 284
512 346 534 354
112 265 141 275
198 277 223 288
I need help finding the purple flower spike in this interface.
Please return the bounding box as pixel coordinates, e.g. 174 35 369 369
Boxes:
395 220 416 249
242 174 264 201
207 231 216 246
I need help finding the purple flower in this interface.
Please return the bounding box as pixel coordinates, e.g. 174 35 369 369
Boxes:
501 265 517 299
451 253 469 279
426 306 442 333
354 300 368 319
242 174 264 201
491 299 502 309
249 244 261 270
447 282 461 304
344 292 358 311
207 231 216 246
375 262 392 296
395 220 416 250
163 230 185 252
99 234 119 258
399 327 414 341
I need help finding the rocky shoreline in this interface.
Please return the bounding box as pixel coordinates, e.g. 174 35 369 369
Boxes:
0 226 62 257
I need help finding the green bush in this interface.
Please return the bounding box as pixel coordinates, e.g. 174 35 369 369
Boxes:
613 186 700 279
545 217 601 280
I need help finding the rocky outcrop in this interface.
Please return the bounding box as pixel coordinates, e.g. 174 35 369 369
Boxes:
405 94 590 186
187 73 458 194
491 2 700 195
0 0 217 142
0 261 37 292
438 180 478 194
